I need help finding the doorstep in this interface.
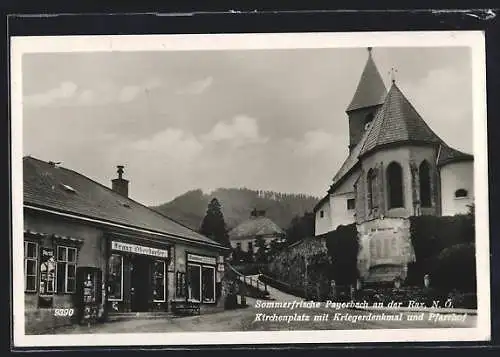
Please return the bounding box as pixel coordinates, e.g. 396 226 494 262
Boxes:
107 312 174 322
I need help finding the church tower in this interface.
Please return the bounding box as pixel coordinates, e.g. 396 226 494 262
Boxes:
346 48 387 152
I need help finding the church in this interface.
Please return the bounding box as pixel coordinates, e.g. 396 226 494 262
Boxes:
314 48 474 284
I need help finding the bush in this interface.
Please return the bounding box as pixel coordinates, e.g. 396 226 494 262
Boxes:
430 243 476 292
325 223 359 285
407 214 475 288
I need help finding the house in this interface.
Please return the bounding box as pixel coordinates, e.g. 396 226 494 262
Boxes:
23 156 229 332
228 209 285 255
314 48 474 283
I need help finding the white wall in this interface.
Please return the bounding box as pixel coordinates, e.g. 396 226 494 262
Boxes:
314 198 332 236
440 161 474 216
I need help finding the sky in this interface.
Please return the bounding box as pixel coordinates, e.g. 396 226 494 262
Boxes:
22 46 473 206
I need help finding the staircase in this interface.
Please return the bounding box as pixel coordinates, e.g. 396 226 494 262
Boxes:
227 263 270 298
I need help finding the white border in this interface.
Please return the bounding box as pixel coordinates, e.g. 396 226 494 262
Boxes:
11 31 490 347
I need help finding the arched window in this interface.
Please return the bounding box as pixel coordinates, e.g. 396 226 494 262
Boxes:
365 112 374 125
387 162 404 209
419 160 432 207
367 169 376 211
455 189 468 198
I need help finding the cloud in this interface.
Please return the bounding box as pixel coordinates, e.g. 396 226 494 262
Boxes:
130 128 203 163
202 115 269 148
176 76 213 95
119 78 162 103
25 78 163 107
287 130 339 157
24 81 78 107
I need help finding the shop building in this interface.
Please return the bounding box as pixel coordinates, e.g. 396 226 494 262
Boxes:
23 157 229 332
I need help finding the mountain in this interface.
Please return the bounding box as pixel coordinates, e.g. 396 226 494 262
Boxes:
151 188 320 232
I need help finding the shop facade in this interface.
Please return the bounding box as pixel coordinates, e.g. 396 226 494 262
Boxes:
23 157 229 333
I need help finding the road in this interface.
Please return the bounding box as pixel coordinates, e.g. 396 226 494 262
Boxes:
41 283 476 334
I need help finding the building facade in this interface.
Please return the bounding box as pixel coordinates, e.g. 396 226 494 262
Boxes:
314 48 474 283
23 157 229 332
228 209 285 255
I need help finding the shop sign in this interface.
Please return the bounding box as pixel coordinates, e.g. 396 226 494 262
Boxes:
111 241 169 258
187 253 216 265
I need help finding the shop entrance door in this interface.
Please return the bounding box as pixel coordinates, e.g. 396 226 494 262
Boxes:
130 255 151 312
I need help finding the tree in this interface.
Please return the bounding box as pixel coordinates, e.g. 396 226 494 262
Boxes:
285 211 315 245
254 237 268 263
200 197 230 247
325 224 360 285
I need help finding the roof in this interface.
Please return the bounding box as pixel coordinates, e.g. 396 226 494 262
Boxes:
329 115 376 192
23 156 225 249
228 216 284 241
437 142 473 167
346 49 388 112
359 82 442 157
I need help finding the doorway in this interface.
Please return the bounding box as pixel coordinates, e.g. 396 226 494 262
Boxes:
130 255 151 312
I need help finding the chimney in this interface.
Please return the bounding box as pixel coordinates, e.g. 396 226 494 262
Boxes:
111 165 129 197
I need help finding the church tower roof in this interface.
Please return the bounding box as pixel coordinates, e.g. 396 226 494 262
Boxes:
359 81 442 157
346 48 388 112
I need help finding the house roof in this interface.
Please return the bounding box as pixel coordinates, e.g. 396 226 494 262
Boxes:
359 82 442 157
23 156 226 249
228 216 284 241
346 48 388 112
437 142 473 167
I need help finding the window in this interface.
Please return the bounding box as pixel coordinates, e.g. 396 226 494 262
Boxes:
365 112 374 126
419 161 432 207
187 264 201 302
387 162 404 209
152 260 166 302
347 199 355 210
24 241 38 292
455 189 468 198
39 248 56 295
248 241 253 253
56 246 77 294
367 169 376 210
187 262 216 303
202 266 216 303
108 254 123 301
320 210 324 218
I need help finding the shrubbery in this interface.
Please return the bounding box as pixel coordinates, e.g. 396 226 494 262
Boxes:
324 223 359 285
407 214 476 292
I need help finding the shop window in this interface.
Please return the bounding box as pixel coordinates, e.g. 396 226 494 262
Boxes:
419 160 432 207
108 254 123 301
202 266 215 303
39 247 56 295
187 264 201 302
56 246 77 294
347 198 355 210
24 241 38 292
455 189 468 198
175 271 186 298
387 162 404 209
187 263 216 303
152 260 166 302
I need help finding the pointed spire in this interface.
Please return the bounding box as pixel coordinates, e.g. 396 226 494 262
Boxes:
346 48 388 112
359 81 442 157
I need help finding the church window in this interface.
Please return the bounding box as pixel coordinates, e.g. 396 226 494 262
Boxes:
387 162 404 209
347 198 355 210
419 160 432 207
367 169 376 211
455 189 468 198
320 210 324 218
364 112 374 127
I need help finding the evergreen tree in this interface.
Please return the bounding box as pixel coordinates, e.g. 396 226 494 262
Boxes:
200 197 230 247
